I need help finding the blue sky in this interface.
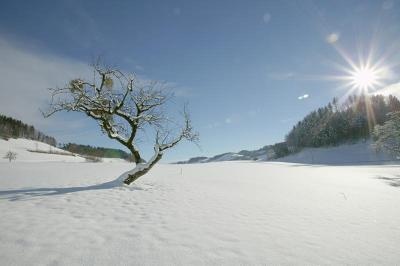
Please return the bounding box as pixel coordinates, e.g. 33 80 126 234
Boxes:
0 0 400 161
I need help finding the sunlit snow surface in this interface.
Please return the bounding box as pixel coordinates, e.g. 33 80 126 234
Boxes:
1 160 400 265
0 138 127 163
0 138 85 163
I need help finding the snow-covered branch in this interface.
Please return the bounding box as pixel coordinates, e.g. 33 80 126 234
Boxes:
43 62 198 185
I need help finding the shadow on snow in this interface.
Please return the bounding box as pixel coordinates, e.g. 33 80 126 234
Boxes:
376 175 400 187
0 177 146 201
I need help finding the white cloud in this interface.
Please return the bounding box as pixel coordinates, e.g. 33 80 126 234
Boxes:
326 32 340 44
298 94 309 100
0 37 91 129
375 82 400 98
0 36 192 150
263 13 271 24
0 36 193 131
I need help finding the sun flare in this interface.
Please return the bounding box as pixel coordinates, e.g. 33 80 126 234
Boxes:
338 60 388 94
349 66 379 90
329 42 391 95
332 50 391 131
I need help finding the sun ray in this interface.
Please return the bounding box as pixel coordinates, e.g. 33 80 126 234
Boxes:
329 44 394 133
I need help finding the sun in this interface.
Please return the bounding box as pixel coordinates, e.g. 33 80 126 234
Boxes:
349 65 379 91
338 60 388 94
328 43 390 94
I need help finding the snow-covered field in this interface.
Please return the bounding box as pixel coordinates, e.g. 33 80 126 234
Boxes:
1 159 400 265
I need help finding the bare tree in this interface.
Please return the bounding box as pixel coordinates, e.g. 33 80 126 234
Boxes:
43 62 198 185
4 151 17 162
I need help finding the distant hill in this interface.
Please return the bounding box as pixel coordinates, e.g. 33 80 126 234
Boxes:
177 139 399 165
0 114 56 146
0 138 85 163
176 146 272 164
0 113 132 161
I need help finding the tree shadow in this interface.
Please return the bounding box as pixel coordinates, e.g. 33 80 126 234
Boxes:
0 176 147 202
376 175 400 187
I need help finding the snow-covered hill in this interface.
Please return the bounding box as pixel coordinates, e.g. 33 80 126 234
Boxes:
0 138 85 162
177 140 398 165
1 161 400 264
176 146 269 164
276 140 398 165
0 138 128 163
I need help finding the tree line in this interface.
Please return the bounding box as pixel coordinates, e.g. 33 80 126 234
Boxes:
373 111 400 157
283 94 400 154
60 143 131 160
0 114 56 146
0 113 136 161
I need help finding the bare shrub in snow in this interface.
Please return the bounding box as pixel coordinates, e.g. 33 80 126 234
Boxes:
4 151 17 162
43 61 198 185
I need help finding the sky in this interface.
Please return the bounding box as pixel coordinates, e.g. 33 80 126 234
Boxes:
0 0 400 162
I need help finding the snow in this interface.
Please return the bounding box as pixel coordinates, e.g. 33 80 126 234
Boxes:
100 157 129 163
211 152 246 162
0 138 129 163
0 138 85 163
1 159 400 265
277 139 399 165
180 139 396 164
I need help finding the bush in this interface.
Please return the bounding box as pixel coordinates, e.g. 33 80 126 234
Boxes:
4 151 17 162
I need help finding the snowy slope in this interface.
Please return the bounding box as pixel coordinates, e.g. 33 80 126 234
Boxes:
0 138 85 162
208 152 248 162
0 138 130 163
1 161 400 265
178 140 398 165
176 146 269 164
277 140 399 165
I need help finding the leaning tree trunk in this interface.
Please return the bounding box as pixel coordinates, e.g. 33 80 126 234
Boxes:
123 152 163 185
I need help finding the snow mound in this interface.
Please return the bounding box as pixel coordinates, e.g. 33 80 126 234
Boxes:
277 140 399 165
0 138 85 163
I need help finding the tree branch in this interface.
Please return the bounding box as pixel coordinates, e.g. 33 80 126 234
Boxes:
43 61 198 184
